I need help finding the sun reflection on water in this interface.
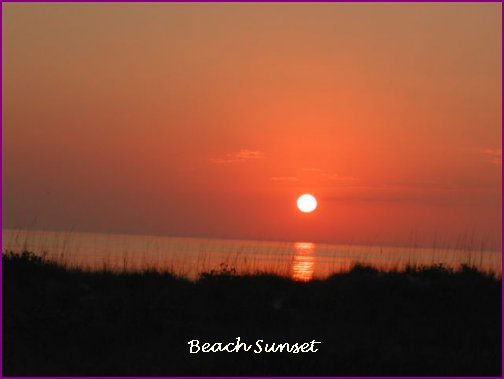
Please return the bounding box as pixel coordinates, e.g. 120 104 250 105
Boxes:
291 242 315 281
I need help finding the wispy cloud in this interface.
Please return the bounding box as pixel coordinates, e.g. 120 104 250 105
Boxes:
209 149 264 164
480 148 502 165
324 183 499 206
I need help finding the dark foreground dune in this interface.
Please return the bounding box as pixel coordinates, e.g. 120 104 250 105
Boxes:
3 251 502 376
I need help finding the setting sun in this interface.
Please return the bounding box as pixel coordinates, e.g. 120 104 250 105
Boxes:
297 194 318 213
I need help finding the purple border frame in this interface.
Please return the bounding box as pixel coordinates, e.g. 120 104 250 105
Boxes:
0 1 502 378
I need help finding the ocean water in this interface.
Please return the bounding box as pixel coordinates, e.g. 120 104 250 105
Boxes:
2 229 501 280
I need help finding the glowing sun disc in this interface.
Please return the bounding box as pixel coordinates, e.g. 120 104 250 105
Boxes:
297 194 317 213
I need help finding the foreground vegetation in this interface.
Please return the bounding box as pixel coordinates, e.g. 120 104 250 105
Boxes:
3 251 501 376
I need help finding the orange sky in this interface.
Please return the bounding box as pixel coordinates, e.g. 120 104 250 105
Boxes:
3 3 502 249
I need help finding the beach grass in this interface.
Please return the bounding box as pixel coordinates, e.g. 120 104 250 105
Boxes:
2 250 501 376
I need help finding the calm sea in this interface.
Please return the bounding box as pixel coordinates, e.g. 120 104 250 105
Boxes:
2 229 501 280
